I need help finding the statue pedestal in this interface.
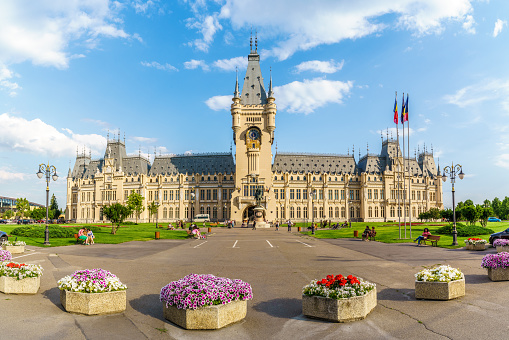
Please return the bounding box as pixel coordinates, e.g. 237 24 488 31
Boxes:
253 206 270 228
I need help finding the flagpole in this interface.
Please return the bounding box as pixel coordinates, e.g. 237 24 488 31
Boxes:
396 92 401 239
407 94 412 238
402 93 406 238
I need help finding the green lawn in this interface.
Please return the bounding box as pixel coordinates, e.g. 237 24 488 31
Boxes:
299 221 509 249
1 223 195 247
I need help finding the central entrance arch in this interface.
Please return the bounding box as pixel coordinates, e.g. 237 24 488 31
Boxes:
243 205 256 222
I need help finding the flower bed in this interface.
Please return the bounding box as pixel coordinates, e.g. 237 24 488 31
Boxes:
58 269 127 315
2 241 26 254
493 239 509 252
415 265 465 300
482 252 509 281
302 274 377 322
464 238 487 250
160 274 253 329
0 262 43 294
0 250 12 262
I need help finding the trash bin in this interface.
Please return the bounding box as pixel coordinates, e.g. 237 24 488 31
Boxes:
353 230 358 238
208 227 211 233
155 231 160 239
298 227 302 232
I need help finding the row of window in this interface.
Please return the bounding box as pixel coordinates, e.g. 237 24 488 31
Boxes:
274 189 366 201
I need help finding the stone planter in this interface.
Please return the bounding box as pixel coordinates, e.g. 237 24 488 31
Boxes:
471 244 486 251
302 287 377 322
163 299 247 330
487 268 509 281
415 279 465 300
2 245 24 254
0 276 40 294
60 290 127 315
496 246 509 253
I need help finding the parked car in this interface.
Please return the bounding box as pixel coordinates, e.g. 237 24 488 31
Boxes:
489 228 509 245
0 230 7 243
0 219 7 224
488 217 502 222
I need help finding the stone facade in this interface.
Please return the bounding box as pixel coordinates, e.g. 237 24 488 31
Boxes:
66 46 443 225
302 288 377 322
163 299 247 329
414 279 465 300
60 290 127 315
0 276 40 294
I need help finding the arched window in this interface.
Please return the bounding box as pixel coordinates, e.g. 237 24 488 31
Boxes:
329 206 333 218
350 206 355 218
206 206 211 216
335 207 339 218
341 207 346 218
296 206 301 218
163 207 167 219
319 206 324 218
290 206 295 218
200 206 204 214
368 207 373 218
169 207 173 219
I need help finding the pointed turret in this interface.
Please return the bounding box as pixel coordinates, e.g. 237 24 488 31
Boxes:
234 68 240 98
267 67 274 98
241 39 267 105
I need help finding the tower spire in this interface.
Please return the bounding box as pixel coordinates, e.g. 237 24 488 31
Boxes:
255 29 258 52
267 67 274 98
234 67 240 98
250 28 253 52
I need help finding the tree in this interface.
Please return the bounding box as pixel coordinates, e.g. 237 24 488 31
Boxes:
126 191 144 224
49 194 59 219
103 203 132 234
441 209 453 221
16 198 30 219
464 199 474 207
147 201 159 224
4 210 14 220
462 205 479 225
30 207 46 221
428 208 441 221
500 197 509 220
477 204 494 228
492 197 501 217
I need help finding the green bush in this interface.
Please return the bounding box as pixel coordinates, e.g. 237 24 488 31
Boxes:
11 226 79 238
435 223 494 237
122 221 137 225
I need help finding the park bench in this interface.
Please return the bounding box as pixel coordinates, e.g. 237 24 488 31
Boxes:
422 235 440 247
369 232 376 241
73 233 86 244
209 222 218 227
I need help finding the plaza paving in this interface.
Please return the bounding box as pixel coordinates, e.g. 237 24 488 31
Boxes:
1 228 507 340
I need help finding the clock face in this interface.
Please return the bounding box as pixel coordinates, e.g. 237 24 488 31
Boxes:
248 129 260 140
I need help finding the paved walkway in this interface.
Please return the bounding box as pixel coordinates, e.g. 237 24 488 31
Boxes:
1 228 505 339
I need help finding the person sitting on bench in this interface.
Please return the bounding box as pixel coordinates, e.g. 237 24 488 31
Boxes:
369 226 376 240
77 228 87 244
362 226 371 241
414 228 431 246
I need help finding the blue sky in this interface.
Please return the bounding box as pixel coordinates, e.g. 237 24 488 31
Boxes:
0 0 508 209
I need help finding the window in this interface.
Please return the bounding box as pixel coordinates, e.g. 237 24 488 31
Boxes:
124 190 128 200
313 206 317 218
280 189 285 199
185 207 189 219
303 189 308 200
163 190 168 201
244 185 249 197
176 190 180 200
375 206 379 217
381 206 385 217
341 190 345 200
274 189 279 199
380 189 384 199
276 206 278 219
355 190 360 200
374 189 378 200
213 189 217 200
200 206 204 214
290 206 295 218
169 207 173 219
319 190 323 200
206 189 211 200
290 189 295 200
349 190 354 200
328 190 333 200
334 190 339 200
213 206 217 219
281 206 285 219
412 206 416 217
303 206 308 218
412 191 416 200
296 189 301 200
169 190 174 200
390 206 395 217
335 207 339 218
184 190 189 200
368 207 372 217
175 207 179 219
319 207 324 218
368 189 372 199
163 207 167 219
417 191 421 200
341 207 345 218
297 206 301 218
329 206 333 218
350 206 355 218
398 206 402 217
223 206 227 218
200 189 205 200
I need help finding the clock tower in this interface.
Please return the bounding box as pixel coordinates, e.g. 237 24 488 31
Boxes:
230 40 276 224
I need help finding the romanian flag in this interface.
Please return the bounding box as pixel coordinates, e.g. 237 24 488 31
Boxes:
404 94 409 122
393 95 398 124
401 94 406 124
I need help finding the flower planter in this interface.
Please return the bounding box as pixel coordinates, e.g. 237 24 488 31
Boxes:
60 290 126 315
302 287 377 322
0 276 40 294
471 244 486 251
163 299 247 329
415 279 465 300
496 246 509 253
487 268 509 281
2 245 24 254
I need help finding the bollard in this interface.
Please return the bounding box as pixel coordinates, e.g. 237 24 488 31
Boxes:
208 227 211 233
353 230 358 238
155 231 160 239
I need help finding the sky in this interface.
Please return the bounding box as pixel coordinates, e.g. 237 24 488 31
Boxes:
0 0 508 210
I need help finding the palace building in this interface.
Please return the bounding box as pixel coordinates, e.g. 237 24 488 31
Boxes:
66 44 443 224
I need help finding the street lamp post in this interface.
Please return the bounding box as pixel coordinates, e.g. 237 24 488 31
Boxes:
155 202 159 228
442 163 464 246
190 192 195 224
36 163 58 246
311 189 316 235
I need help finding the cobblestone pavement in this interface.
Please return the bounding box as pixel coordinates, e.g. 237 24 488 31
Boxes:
1 228 506 340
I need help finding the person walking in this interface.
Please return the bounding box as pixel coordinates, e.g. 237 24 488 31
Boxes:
287 220 292 232
275 221 279 231
252 221 256 230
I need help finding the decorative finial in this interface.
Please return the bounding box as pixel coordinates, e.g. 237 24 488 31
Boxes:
118 130 120 142
367 142 369 154
107 129 109 141
275 142 278 154
138 145 141 157
234 67 240 98
76 146 78 156
268 66 274 98
431 144 433 155
424 142 426 153
250 28 253 51
347 147 349 155
352 144 355 158
414 148 417 159
123 132 125 144
255 29 258 52
230 142 233 154
386 128 389 140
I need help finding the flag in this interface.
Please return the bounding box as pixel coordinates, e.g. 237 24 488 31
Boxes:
393 95 398 124
404 94 409 122
401 94 406 124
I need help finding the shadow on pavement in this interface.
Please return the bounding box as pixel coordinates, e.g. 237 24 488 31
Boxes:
129 294 164 320
252 298 301 318
465 274 491 284
377 288 415 301
43 286 66 311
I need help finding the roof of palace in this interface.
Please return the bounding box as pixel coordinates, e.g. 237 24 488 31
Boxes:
240 48 268 105
272 153 358 174
148 153 235 176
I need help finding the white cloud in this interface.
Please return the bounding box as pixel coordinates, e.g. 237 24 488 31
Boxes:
0 0 136 69
81 118 109 128
295 59 344 74
186 14 222 52
141 61 178 72
444 79 509 112
0 168 27 181
493 19 506 38
217 0 474 60
0 113 106 158
275 78 353 114
132 136 157 143
462 14 476 34
0 64 21 96
496 154 509 169
205 95 231 111
184 59 210 71
213 56 247 71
